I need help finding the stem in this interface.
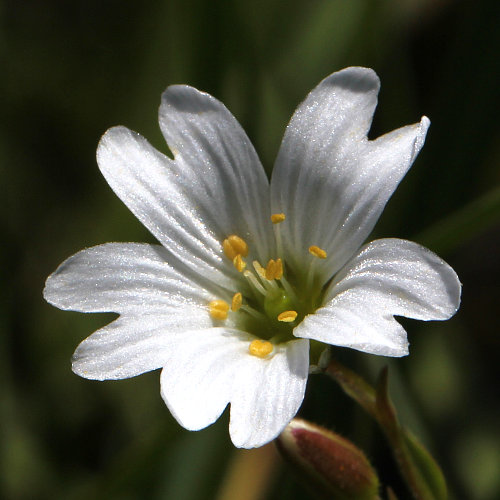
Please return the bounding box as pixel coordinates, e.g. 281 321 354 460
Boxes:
374 368 435 500
325 360 445 500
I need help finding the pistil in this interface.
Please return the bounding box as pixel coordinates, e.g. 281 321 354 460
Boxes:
243 270 268 296
213 223 325 346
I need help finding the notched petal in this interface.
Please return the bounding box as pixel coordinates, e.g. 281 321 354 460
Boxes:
43 243 213 314
272 67 431 282
294 239 460 357
229 339 309 448
72 315 212 380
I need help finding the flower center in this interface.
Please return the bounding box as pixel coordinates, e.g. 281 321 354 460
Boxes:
208 213 327 357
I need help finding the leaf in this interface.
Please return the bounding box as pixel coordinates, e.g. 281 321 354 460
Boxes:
402 429 447 500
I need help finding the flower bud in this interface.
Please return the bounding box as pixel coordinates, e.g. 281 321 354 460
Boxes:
276 418 380 500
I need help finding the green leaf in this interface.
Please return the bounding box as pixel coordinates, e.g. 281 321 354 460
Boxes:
402 429 447 500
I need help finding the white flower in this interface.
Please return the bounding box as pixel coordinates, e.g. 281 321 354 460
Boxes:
44 67 461 448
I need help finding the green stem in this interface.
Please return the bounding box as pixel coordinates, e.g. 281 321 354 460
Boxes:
374 368 436 500
325 360 446 500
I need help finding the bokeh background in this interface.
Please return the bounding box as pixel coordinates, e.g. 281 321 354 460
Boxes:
2 0 499 499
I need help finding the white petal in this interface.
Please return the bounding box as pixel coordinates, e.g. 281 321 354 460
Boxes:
97 86 273 288
294 239 461 357
160 329 248 432
73 315 212 380
229 339 309 448
159 86 273 262
271 67 430 282
160 331 309 448
43 243 213 314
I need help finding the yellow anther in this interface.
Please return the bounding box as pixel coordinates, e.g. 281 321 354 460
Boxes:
249 339 274 358
265 259 276 280
309 245 327 259
223 235 249 260
209 300 230 320
233 254 247 272
277 310 298 323
275 258 283 279
271 213 286 224
265 258 284 280
231 292 242 312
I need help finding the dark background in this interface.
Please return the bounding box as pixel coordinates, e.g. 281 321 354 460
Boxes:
1 0 499 499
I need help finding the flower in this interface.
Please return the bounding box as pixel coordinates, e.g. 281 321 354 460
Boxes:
44 67 461 448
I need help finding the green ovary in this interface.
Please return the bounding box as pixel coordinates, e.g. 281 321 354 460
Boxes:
264 289 295 319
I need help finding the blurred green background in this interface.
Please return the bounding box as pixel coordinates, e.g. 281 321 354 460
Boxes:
1 0 499 499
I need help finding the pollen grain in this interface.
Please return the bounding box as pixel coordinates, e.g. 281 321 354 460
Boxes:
209 300 230 320
309 245 327 259
249 339 274 358
271 213 286 224
265 258 283 280
277 310 298 323
233 254 247 272
231 292 243 312
223 235 249 260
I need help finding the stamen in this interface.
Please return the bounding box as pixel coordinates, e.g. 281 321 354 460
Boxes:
241 304 268 320
251 260 278 291
265 259 276 280
309 245 327 259
243 271 267 296
277 310 298 323
209 300 230 320
233 254 246 272
271 213 286 224
231 292 242 312
265 258 283 280
272 213 285 258
249 339 274 358
275 258 283 279
223 235 249 260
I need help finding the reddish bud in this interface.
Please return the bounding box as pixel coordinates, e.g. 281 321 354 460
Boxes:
276 418 380 500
